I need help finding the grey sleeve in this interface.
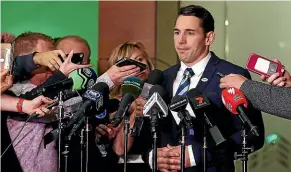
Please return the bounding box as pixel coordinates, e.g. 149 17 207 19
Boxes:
240 80 291 120
96 72 115 90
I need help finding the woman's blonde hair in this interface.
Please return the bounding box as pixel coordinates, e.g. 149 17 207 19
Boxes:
109 41 154 98
109 41 154 71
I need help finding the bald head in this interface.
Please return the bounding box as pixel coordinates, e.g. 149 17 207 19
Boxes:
55 35 90 64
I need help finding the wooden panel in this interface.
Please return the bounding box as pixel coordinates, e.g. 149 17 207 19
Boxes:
99 1 156 74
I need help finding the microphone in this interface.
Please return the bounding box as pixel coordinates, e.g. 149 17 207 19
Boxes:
221 87 259 136
94 98 120 124
140 69 164 99
187 88 225 145
143 85 168 135
31 67 97 97
169 95 193 129
66 82 110 129
111 77 143 127
143 85 168 118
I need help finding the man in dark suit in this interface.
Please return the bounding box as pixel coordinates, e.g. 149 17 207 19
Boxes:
154 5 265 172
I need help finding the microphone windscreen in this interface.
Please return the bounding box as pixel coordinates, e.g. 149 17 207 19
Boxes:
148 69 164 85
187 88 202 97
149 85 168 101
221 87 248 114
107 98 120 113
121 76 143 99
91 82 110 95
169 95 188 112
69 67 97 90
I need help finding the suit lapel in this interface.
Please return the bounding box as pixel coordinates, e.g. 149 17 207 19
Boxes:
196 52 219 92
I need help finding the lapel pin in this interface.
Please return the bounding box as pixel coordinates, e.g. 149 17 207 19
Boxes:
201 78 208 82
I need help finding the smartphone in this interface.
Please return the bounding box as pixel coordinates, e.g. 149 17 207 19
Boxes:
246 53 285 77
115 57 147 72
0 43 14 74
58 53 84 64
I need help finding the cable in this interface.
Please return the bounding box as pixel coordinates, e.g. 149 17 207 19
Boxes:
0 114 35 158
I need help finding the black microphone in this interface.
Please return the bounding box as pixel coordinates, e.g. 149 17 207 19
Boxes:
169 95 193 129
111 77 143 127
30 67 97 98
187 88 225 145
66 82 110 129
140 69 164 99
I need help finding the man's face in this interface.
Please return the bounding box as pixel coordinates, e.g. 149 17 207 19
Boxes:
56 39 90 65
174 15 214 66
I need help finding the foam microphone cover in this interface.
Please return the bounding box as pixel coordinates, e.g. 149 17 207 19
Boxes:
121 76 143 99
147 69 164 85
221 87 248 114
69 67 98 90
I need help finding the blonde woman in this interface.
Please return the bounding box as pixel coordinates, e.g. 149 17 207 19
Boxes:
95 41 154 172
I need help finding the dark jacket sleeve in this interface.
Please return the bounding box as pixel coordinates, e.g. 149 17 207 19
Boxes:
19 71 67 100
240 80 291 120
230 70 265 153
13 53 39 82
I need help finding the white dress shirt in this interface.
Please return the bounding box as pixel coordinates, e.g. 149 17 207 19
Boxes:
149 52 211 169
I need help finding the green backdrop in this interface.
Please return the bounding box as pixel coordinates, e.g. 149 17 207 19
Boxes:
1 1 99 72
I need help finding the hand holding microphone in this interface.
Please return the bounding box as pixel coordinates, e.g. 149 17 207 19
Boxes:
23 95 53 117
221 87 259 136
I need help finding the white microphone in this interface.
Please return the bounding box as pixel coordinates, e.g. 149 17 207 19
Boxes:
143 85 168 118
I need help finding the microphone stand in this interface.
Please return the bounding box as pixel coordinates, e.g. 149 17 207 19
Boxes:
85 117 90 172
203 125 207 172
123 109 130 172
180 123 186 172
150 110 159 172
178 110 192 172
235 126 252 172
57 91 64 172
80 128 85 172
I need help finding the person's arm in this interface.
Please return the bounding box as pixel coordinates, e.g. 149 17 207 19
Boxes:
230 70 265 152
13 53 39 82
241 80 291 120
96 72 115 90
1 94 51 116
112 111 136 155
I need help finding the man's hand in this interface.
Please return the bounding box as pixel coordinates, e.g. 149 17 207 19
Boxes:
157 147 180 172
33 50 66 71
134 96 147 116
95 124 117 143
106 65 140 86
22 95 53 116
1 69 13 93
59 50 92 76
219 74 248 89
167 145 191 168
1 32 15 43
260 59 291 87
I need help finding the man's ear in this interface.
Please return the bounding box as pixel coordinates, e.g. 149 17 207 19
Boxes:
205 31 215 46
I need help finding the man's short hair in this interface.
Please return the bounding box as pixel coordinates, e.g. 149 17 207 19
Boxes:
54 35 91 57
13 32 53 56
179 5 215 33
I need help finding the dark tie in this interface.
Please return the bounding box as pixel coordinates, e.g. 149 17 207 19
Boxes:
175 68 195 140
175 68 194 96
